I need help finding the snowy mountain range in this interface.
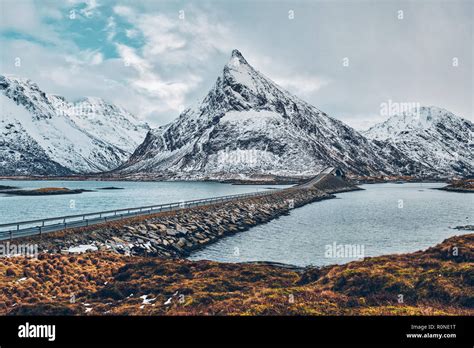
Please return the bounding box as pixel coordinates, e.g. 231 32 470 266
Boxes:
0 75 149 175
364 106 473 176
1 51 471 178
117 50 424 178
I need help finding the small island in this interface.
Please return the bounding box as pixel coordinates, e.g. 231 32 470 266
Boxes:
0 185 18 190
3 187 93 196
438 179 474 193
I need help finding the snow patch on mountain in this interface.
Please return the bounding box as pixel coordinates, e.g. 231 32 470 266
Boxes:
0 75 149 175
49 95 149 153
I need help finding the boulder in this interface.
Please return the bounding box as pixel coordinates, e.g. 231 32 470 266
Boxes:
154 224 168 231
166 229 179 236
177 238 187 248
112 236 126 244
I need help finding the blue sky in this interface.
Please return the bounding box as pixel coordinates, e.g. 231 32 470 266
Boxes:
0 0 472 128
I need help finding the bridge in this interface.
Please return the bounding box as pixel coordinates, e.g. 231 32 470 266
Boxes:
0 167 340 241
299 166 337 188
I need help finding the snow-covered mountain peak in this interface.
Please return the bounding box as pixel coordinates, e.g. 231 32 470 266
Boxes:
1 74 35 87
227 49 249 67
2 75 20 85
364 106 473 176
222 50 263 91
366 106 466 140
119 50 424 178
1 74 58 121
75 96 107 106
399 106 455 126
198 49 323 123
0 74 149 175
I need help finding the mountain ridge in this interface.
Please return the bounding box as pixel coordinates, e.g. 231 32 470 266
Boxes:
118 49 424 178
364 106 473 176
0 74 149 175
1 50 470 178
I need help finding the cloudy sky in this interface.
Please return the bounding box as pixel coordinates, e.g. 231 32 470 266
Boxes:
0 0 472 129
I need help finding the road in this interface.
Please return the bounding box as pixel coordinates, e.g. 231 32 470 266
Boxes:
0 167 337 241
299 167 335 188
0 191 274 241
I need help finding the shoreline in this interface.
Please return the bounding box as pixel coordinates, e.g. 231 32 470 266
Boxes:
436 187 474 193
0 174 457 186
0 177 301 186
0 232 471 315
0 175 308 186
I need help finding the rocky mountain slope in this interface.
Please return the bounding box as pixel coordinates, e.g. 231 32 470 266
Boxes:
0 75 149 175
119 50 421 179
364 107 473 176
2 53 469 178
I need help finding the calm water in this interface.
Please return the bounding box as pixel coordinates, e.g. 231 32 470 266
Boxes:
0 180 288 224
190 183 474 267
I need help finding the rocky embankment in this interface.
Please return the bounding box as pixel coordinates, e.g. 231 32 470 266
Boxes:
8 175 358 257
0 233 472 315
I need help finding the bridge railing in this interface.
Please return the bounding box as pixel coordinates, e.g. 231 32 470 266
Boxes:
0 189 280 241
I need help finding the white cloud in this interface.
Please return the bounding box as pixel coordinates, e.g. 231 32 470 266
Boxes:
104 16 117 41
0 0 330 127
274 75 330 96
113 5 135 19
115 43 202 112
125 28 139 39
246 54 330 98
64 49 104 68
115 44 151 73
79 0 100 18
139 14 187 55
0 0 66 46
113 5 233 65
107 5 237 119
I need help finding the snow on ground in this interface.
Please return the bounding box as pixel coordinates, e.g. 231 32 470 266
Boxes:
67 244 98 253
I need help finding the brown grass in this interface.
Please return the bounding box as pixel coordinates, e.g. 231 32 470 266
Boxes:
33 187 70 193
1 234 472 316
448 179 474 190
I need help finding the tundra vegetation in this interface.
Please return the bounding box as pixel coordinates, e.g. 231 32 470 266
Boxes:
0 234 472 315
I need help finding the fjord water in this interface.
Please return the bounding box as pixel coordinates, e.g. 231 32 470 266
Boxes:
2 181 471 267
190 183 473 267
0 180 286 224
